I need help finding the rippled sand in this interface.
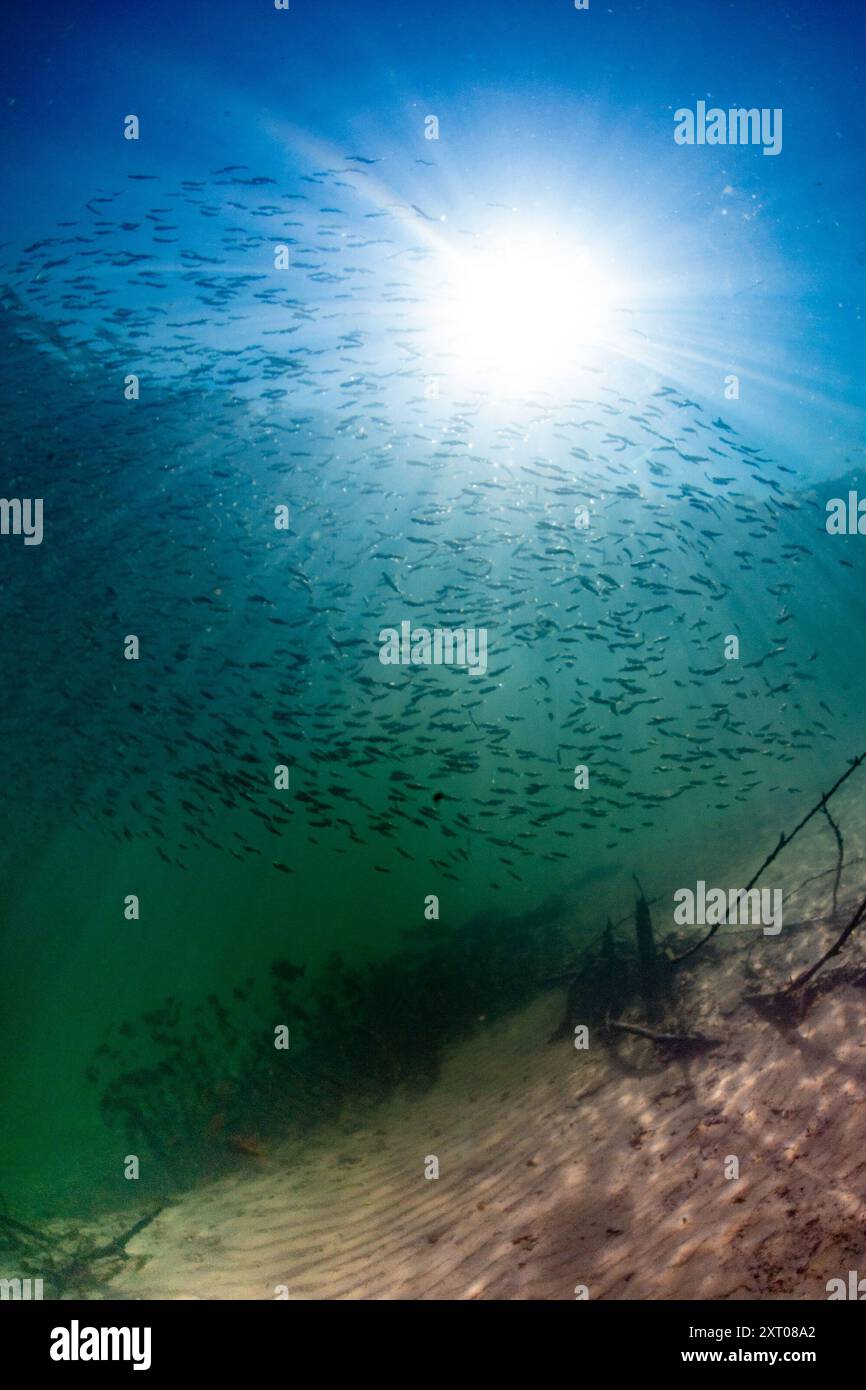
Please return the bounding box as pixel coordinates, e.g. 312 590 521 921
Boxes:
100 913 866 1301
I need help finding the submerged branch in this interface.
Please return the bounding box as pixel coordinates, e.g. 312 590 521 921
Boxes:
0 1203 163 1296
605 1011 722 1050
782 891 866 995
83 1207 164 1265
822 800 844 919
633 876 661 1019
669 750 866 966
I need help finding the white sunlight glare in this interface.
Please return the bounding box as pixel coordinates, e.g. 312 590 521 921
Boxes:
432 231 625 388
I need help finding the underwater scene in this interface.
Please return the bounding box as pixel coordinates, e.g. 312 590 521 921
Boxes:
2 0 866 1316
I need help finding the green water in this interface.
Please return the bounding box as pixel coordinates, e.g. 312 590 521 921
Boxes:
1 267 865 1232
